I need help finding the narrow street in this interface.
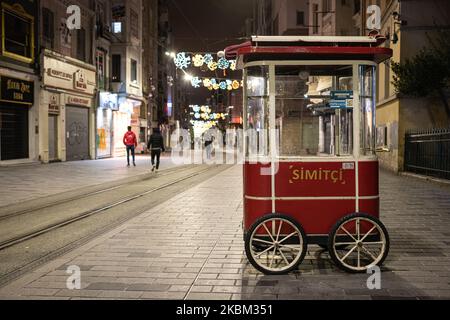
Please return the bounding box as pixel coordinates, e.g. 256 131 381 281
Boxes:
1 0 449 308
0 161 449 300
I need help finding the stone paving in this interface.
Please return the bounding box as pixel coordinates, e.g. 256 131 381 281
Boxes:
0 155 177 208
0 165 450 300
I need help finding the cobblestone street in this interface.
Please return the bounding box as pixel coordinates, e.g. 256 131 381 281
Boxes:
0 155 176 208
0 164 449 300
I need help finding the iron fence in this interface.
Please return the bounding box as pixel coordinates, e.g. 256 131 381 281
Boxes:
404 128 450 180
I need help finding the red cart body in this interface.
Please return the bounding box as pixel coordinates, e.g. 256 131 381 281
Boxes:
225 35 392 274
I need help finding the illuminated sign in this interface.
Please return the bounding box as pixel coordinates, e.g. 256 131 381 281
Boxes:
0 76 33 105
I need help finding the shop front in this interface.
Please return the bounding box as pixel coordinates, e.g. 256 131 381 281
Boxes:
65 95 92 161
0 75 35 161
40 51 96 162
111 95 145 157
97 92 118 158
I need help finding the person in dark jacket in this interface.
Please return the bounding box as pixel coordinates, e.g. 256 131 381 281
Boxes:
147 127 165 172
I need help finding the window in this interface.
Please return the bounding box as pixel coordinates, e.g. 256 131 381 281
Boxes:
376 125 388 148
2 3 34 63
139 127 145 143
112 54 121 82
354 0 361 15
131 59 137 83
245 66 270 157
313 4 319 34
42 7 54 48
140 102 146 119
112 21 122 33
296 11 304 26
360 65 376 155
112 4 125 34
323 0 332 14
96 49 106 90
76 28 86 61
275 64 354 157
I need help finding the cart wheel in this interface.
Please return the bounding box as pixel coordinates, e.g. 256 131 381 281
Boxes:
328 213 389 273
245 214 307 275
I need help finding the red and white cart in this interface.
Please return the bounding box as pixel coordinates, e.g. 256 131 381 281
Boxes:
225 35 392 274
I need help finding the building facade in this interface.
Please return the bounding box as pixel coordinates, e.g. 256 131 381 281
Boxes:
39 0 97 163
308 0 357 36
94 0 115 159
142 0 159 138
108 0 147 156
357 0 450 172
0 0 39 165
272 0 309 36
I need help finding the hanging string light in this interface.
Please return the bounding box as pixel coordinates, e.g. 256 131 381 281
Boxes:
185 75 243 91
172 52 236 71
174 52 191 69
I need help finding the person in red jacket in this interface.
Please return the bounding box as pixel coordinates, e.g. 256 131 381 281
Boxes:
123 126 137 167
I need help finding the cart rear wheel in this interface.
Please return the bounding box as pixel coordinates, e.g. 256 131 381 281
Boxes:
245 214 307 275
328 213 389 273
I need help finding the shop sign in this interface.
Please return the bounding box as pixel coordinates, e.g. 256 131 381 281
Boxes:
99 92 118 110
330 90 353 100
0 76 34 105
49 94 60 114
47 68 73 81
330 90 353 109
67 95 91 107
74 70 87 91
43 55 96 95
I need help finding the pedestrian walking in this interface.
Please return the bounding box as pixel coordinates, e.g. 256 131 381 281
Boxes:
147 127 165 172
123 126 137 167
204 132 214 160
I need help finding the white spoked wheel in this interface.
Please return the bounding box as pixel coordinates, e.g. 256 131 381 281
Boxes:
328 213 390 273
244 214 307 275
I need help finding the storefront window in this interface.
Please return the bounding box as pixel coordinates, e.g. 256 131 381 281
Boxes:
275 64 353 157
96 50 106 90
359 65 376 155
2 3 34 63
246 66 269 157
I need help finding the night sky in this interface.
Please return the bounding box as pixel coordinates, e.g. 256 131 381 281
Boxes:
168 0 253 52
167 0 254 105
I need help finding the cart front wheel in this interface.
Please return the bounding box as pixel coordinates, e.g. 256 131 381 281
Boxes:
245 214 307 275
328 213 389 273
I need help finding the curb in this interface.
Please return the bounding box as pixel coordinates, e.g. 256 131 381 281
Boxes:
400 172 450 187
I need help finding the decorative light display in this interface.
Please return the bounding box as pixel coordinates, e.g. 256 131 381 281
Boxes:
173 52 236 71
187 76 242 91
174 52 191 69
190 76 202 88
189 105 228 135
203 54 214 64
207 61 218 71
217 57 230 70
192 54 204 67
172 52 241 91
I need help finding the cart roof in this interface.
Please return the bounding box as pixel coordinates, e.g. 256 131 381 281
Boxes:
224 35 393 67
